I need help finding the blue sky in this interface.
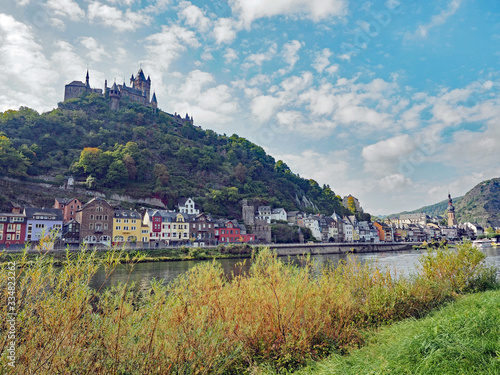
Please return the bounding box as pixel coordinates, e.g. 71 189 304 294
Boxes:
1 0 499 215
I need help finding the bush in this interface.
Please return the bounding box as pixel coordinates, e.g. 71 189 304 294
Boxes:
0 243 497 373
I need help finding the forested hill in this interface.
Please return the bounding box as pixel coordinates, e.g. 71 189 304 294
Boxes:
389 196 464 218
455 178 500 227
0 94 359 220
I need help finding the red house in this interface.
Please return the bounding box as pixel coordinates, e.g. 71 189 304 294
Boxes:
0 213 27 248
215 220 255 244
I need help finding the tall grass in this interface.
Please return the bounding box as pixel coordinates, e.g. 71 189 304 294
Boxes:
0 242 497 373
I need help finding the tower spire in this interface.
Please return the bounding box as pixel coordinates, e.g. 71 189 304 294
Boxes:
85 67 90 88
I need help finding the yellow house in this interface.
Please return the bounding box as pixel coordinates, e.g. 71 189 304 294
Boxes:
113 210 143 245
171 213 190 244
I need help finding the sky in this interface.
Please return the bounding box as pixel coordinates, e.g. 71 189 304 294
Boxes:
1 0 499 216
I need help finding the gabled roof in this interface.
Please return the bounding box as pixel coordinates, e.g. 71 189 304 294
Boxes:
79 197 111 211
24 207 63 221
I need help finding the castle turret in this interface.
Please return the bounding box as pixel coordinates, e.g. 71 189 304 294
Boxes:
151 92 157 114
109 81 120 111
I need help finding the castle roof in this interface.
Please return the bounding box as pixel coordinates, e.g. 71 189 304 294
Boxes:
119 84 146 98
66 81 86 87
136 68 146 81
151 92 157 103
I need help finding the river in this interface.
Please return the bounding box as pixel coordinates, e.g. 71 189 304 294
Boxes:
90 246 500 292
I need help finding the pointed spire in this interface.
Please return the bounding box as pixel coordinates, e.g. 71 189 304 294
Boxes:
151 92 157 103
85 68 90 87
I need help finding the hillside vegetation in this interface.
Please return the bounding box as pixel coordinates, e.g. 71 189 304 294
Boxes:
455 178 500 227
389 196 464 218
389 177 500 227
0 94 354 219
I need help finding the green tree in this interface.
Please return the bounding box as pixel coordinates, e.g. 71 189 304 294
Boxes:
234 163 247 183
154 164 170 186
106 160 128 187
0 135 30 177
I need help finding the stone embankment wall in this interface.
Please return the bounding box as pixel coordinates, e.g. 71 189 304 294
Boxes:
269 242 413 256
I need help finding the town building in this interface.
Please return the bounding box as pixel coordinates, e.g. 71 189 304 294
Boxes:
189 213 216 247
178 198 200 215
24 207 63 244
75 197 114 246
54 198 83 223
0 212 27 248
112 210 143 246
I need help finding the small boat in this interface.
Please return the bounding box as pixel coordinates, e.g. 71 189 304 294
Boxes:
472 239 493 248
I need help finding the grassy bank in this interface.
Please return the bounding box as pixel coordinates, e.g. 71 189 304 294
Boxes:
0 243 498 374
0 243 254 266
294 288 500 374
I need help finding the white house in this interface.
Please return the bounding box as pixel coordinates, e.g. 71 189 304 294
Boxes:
178 198 200 215
303 216 322 241
257 206 272 224
270 208 287 222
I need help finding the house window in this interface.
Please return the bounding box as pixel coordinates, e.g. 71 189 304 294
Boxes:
7 224 13 231
124 219 129 223
116 226 121 230
0 224 3 230
90 215 94 220
131 226 136 231
7 234 12 240
117 219 122 223
89 223 94 230
103 224 108 230
0 233 2 240
16 224 21 230
124 226 129 231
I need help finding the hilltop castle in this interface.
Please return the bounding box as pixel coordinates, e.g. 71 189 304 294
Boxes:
64 68 158 112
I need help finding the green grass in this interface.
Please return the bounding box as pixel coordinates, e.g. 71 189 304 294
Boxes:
294 289 500 375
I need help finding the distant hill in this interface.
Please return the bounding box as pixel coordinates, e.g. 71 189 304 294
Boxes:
388 196 464 218
455 178 500 227
387 177 500 227
0 94 360 220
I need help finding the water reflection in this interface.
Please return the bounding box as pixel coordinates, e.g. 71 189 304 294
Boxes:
90 247 500 292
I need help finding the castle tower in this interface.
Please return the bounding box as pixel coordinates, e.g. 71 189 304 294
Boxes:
151 92 157 114
109 81 120 111
447 193 457 226
130 68 151 103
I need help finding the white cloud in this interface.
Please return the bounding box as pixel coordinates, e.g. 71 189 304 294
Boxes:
144 24 200 74
408 0 462 39
312 48 332 74
80 37 110 62
15 0 30 6
178 1 211 33
251 95 281 122
46 0 85 21
224 48 238 64
362 135 417 175
87 1 151 31
378 173 412 192
0 14 57 111
273 149 350 187
282 40 302 69
230 0 348 28
245 43 277 67
163 70 239 128
213 18 239 45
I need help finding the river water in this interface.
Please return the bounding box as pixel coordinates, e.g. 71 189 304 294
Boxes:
90 246 500 292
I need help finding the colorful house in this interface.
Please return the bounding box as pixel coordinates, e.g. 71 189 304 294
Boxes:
54 197 83 223
113 210 143 246
75 197 114 246
215 220 255 243
24 207 63 244
0 213 27 248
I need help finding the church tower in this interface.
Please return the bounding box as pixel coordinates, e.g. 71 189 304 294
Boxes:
151 92 157 114
447 193 457 226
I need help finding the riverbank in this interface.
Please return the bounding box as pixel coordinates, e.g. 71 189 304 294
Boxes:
0 243 255 266
293 288 500 374
1 243 497 373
